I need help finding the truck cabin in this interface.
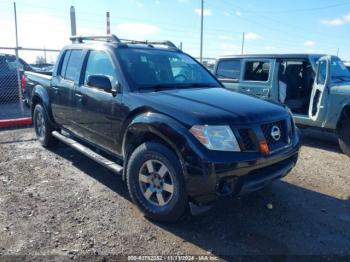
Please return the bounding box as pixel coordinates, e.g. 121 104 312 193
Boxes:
216 54 350 115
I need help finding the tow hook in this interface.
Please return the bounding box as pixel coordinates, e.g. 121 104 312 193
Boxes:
189 202 213 216
216 180 233 196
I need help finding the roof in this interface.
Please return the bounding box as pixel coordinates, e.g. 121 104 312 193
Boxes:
67 35 180 53
218 54 327 60
65 42 182 54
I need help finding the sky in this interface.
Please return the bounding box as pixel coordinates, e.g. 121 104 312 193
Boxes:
1 0 350 63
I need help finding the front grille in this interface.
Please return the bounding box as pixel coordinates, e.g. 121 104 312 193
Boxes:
238 128 256 151
234 118 292 154
261 120 288 151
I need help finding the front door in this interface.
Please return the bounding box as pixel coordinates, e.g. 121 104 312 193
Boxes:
73 50 124 154
308 56 330 123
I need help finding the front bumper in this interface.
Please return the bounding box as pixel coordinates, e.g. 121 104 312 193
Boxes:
185 134 300 205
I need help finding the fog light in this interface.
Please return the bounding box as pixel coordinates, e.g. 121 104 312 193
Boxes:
259 141 269 155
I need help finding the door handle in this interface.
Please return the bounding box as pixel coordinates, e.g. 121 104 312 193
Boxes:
52 86 59 95
241 87 251 92
75 92 84 103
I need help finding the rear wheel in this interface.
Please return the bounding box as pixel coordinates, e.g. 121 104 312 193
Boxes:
338 120 350 157
33 104 58 147
126 142 188 222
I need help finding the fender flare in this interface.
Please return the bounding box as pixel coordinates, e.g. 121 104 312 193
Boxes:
336 104 350 131
122 112 206 177
31 85 56 126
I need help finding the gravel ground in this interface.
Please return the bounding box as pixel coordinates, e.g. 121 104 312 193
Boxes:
0 128 349 261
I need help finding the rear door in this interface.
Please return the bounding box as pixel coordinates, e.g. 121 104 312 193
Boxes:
308 56 330 122
50 49 84 129
239 59 275 99
214 59 241 91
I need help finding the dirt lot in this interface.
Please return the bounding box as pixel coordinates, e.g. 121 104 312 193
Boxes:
0 127 349 260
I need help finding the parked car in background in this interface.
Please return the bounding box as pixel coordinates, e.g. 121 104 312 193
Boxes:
344 62 350 71
0 53 33 103
214 54 350 156
30 63 55 73
24 35 300 222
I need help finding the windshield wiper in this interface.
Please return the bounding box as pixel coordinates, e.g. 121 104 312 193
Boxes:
139 83 219 91
176 83 219 88
139 84 177 91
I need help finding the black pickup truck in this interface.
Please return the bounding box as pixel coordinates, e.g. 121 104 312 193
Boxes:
24 35 300 222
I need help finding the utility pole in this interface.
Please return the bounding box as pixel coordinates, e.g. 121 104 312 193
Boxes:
13 2 24 114
43 45 47 63
199 0 204 63
106 12 111 34
337 48 339 57
70 6 77 37
241 32 245 55
179 42 183 50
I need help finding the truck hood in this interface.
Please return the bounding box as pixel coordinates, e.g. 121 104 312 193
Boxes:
130 87 289 127
331 84 350 96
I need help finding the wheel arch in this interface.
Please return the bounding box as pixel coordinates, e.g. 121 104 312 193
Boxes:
336 104 350 131
121 112 195 181
31 85 56 126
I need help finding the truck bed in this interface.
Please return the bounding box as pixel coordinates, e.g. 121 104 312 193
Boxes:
24 71 52 105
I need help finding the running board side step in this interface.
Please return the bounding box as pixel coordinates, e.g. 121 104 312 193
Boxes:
52 131 123 174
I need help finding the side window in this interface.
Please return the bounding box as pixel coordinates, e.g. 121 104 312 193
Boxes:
5 59 24 70
317 60 326 85
65 50 83 82
216 60 241 80
84 51 116 85
244 61 270 82
59 50 71 77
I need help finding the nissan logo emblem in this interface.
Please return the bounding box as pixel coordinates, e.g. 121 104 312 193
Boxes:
271 126 281 141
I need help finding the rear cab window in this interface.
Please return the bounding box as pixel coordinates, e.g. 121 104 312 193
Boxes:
243 60 271 82
59 49 83 82
216 59 241 81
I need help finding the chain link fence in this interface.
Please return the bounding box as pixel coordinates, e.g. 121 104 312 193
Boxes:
0 47 59 121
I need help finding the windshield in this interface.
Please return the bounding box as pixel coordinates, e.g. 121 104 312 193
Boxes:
315 56 350 84
330 57 350 83
116 48 220 90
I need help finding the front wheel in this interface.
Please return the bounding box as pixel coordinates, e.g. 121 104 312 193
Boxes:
338 120 350 157
126 142 188 222
33 104 58 147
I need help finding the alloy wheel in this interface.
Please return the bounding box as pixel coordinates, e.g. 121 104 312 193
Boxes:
138 159 175 206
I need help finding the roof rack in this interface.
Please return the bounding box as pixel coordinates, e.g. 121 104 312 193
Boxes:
70 34 121 43
69 35 179 50
119 39 178 50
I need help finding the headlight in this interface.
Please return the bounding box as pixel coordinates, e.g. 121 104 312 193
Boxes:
189 125 240 151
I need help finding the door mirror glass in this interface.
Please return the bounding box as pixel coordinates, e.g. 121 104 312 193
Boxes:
87 75 112 92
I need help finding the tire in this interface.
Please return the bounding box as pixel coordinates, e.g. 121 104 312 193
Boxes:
126 142 188 222
338 120 350 157
33 104 58 147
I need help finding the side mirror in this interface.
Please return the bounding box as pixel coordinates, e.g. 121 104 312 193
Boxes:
87 75 112 93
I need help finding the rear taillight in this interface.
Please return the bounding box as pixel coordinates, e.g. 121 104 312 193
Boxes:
21 74 25 93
